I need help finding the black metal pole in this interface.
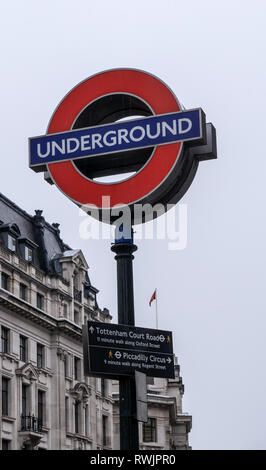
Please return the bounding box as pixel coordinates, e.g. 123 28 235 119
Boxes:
111 234 139 450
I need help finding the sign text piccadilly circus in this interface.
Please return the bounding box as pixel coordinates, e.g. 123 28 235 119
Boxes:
29 68 217 223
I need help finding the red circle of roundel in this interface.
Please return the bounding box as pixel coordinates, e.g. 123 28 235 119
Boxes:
47 69 182 208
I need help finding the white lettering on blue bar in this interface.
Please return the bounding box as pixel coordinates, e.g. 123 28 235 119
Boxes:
29 108 203 168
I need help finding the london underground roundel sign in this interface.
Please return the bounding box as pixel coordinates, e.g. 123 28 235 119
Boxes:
29 69 217 223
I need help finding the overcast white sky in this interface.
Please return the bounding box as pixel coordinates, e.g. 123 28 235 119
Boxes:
1 0 266 450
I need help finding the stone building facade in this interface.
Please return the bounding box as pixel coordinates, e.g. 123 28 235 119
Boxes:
0 192 191 450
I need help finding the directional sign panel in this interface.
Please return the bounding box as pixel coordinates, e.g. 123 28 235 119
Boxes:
86 321 173 355
83 322 175 379
86 345 174 379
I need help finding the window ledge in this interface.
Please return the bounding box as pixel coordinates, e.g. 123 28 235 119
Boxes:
41 426 50 433
140 442 163 448
0 352 18 362
65 375 73 381
66 432 93 442
36 367 53 377
2 416 16 422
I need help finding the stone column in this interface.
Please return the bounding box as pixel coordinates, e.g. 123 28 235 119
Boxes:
50 345 66 449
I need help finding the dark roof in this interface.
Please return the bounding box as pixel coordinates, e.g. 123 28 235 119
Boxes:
0 192 70 272
0 193 100 297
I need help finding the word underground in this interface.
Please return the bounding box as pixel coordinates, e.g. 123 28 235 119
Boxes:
29 109 202 167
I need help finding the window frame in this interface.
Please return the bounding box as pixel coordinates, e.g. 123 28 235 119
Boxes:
37 343 45 369
85 404 89 436
63 303 68 318
74 357 80 381
22 383 29 416
19 283 28 301
102 415 108 447
64 354 68 378
2 439 9 450
8 234 16 252
1 326 9 354
19 335 27 362
143 417 157 443
101 378 106 397
36 293 44 310
38 390 45 427
25 246 33 263
1 272 9 291
2 377 9 416
65 396 69 433
74 401 80 434
74 310 80 324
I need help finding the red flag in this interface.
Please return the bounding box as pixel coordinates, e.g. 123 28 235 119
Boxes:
149 289 156 306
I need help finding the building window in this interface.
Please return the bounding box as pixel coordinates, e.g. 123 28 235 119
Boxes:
85 405 89 436
19 283 27 301
143 418 157 443
22 384 28 416
102 415 108 446
8 235 16 252
64 354 68 378
65 397 69 433
101 379 106 397
90 292 96 307
37 343 45 368
74 357 81 381
74 310 80 324
2 439 9 450
1 327 9 354
37 293 44 310
1 272 9 291
74 401 80 434
73 274 82 302
63 303 68 318
25 246 33 262
38 390 45 427
2 377 9 416
19 335 27 362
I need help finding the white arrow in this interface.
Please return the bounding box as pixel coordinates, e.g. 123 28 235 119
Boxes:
167 357 171 363
89 326 94 334
115 351 122 359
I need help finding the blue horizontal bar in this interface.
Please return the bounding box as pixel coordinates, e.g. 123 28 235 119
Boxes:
29 108 203 168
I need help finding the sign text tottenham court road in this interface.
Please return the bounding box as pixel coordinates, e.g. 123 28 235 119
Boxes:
86 321 173 355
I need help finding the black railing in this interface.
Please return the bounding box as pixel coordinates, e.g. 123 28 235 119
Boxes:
21 414 43 434
73 287 82 303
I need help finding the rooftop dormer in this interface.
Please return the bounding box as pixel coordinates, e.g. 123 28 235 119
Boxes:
18 237 38 264
0 222 21 252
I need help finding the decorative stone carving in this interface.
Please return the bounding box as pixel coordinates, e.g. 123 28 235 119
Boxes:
20 433 42 450
56 347 67 361
70 382 91 405
16 363 39 382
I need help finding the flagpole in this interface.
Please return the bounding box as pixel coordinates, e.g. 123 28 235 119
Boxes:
155 288 158 330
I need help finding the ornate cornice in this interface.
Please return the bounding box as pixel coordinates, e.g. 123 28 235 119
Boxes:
70 381 92 406
16 362 39 382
